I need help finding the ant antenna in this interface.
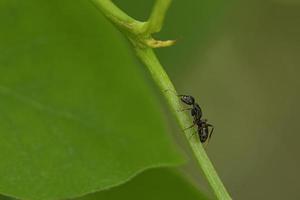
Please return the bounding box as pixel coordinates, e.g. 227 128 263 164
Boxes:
164 89 188 98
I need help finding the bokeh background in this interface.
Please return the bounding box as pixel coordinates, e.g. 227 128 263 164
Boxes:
116 0 300 199
1 0 299 199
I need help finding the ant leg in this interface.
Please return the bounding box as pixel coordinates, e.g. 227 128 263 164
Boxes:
164 89 187 98
178 108 192 112
203 126 214 149
207 124 214 139
188 130 197 140
201 125 214 149
164 89 178 96
183 123 196 131
209 127 214 139
180 123 196 140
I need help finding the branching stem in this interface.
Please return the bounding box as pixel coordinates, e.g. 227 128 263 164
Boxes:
144 0 172 34
90 0 231 199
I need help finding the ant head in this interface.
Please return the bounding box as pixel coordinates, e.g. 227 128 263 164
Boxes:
180 95 195 105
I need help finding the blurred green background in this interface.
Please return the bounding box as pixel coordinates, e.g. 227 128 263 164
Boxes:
115 0 300 199
1 0 300 199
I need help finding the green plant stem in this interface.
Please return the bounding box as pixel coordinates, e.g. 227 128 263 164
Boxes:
135 48 231 200
144 0 172 34
90 0 231 199
90 0 145 34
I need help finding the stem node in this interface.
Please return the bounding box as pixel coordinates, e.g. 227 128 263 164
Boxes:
90 0 231 199
145 38 176 48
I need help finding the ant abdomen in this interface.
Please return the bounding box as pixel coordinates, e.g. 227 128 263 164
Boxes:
199 128 209 143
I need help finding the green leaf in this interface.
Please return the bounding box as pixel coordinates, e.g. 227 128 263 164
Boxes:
0 169 208 200
0 195 13 200
0 0 183 199
77 168 208 200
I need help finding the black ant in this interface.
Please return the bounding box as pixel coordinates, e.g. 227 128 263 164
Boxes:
179 95 214 144
165 90 214 144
